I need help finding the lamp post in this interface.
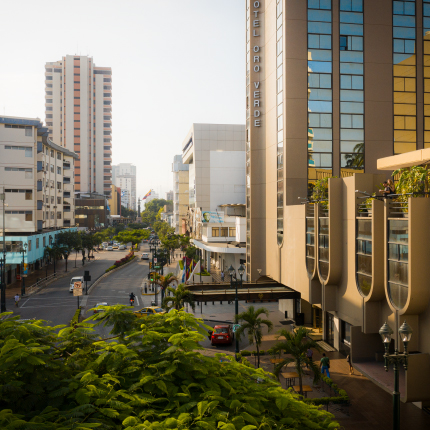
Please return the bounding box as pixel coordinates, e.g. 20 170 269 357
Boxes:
228 263 245 360
149 240 158 303
379 321 413 430
20 242 28 296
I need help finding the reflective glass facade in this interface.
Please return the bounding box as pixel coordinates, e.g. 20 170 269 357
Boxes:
307 0 333 194
393 0 417 154
277 0 284 245
318 215 329 279
306 211 315 275
424 0 430 147
356 219 371 296
339 0 364 175
387 220 409 309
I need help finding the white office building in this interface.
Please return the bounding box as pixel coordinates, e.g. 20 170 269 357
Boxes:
172 154 189 234
181 123 246 278
112 163 136 210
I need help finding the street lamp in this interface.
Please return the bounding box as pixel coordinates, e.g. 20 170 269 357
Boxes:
228 263 245 360
20 242 28 296
379 320 413 430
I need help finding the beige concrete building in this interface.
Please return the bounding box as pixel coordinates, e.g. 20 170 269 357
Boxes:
44 55 112 198
0 116 77 232
246 0 430 406
172 154 189 234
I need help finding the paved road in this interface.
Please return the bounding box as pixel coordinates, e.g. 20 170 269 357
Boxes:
9 249 129 325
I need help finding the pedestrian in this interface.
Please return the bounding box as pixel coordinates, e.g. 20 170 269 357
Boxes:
306 347 313 368
320 352 330 378
221 271 224 282
14 293 20 308
346 354 353 374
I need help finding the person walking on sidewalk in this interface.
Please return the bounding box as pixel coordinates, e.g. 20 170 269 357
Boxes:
320 353 330 378
14 294 20 307
306 347 313 369
221 271 224 282
346 354 354 374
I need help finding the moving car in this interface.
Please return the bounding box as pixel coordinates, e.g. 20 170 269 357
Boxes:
112 244 119 250
141 253 149 260
107 246 113 251
93 302 108 313
210 324 234 346
133 306 165 317
119 245 126 250
69 276 84 293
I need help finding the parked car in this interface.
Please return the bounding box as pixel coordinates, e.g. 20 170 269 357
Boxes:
119 245 126 250
141 253 149 260
112 244 119 250
69 276 84 293
107 246 113 251
133 306 165 318
210 324 234 346
93 302 108 313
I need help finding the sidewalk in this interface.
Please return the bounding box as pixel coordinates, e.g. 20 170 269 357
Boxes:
5 255 97 299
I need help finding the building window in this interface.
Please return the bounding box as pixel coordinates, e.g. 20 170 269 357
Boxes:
43 237 46 247
76 214 88 219
340 0 364 174
57 197 62 204
423 0 430 148
393 0 417 154
25 212 33 221
307 0 333 195
212 227 220 237
57 182 61 190
36 238 39 249
57 167 61 174
57 212 62 219
220 227 228 237
356 219 372 297
229 227 236 237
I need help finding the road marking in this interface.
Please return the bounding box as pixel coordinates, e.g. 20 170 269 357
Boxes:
20 298 30 308
135 295 139 306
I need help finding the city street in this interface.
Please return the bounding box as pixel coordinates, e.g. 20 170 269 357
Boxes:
8 249 129 326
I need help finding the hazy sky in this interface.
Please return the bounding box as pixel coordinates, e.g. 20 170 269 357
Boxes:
0 0 245 201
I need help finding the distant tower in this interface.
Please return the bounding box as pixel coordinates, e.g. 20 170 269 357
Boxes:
136 197 142 223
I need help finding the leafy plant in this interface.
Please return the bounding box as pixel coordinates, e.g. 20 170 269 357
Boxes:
0 310 340 428
162 283 196 311
272 327 322 395
235 306 273 368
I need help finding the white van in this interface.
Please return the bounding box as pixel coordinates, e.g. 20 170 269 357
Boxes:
69 276 84 292
141 253 149 260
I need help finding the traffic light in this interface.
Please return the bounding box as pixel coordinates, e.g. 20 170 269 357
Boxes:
150 272 155 282
149 262 152 269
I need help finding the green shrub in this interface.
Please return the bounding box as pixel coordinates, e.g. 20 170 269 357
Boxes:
236 353 242 361
70 308 81 326
240 357 254 368
241 350 251 357
105 265 116 273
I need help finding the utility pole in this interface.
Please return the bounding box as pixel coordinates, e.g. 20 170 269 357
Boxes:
1 187 6 312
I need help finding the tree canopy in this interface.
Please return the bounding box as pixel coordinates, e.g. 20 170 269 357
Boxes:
140 199 171 226
0 309 339 429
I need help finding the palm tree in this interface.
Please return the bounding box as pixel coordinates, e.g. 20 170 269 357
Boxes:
272 326 322 395
162 283 195 311
235 306 273 368
154 272 178 298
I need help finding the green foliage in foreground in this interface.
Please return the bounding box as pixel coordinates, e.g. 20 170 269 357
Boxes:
0 309 339 429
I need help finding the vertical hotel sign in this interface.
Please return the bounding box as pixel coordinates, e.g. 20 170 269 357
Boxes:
252 1 262 127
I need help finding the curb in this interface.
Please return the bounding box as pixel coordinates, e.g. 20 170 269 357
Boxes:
86 256 137 296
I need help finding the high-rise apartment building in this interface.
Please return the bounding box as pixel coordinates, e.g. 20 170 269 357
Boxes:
44 55 112 198
112 163 136 210
165 190 174 201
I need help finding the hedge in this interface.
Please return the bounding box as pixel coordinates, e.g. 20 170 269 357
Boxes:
105 254 135 273
70 308 81 326
302 375 349 406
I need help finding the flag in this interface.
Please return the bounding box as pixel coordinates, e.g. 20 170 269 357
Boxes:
142 190 152 200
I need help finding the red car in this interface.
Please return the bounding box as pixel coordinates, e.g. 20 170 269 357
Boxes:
210 324 234 346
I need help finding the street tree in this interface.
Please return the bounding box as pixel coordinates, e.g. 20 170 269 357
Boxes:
0 310 339 428
235 306 274 368
272 327 322 395
162 283 196 311
154 273 178 299
57 231 80 272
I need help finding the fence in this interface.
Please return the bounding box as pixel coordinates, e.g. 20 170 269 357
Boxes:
26 273 57 295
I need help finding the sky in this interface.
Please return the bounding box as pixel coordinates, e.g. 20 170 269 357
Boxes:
0 0 246 201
